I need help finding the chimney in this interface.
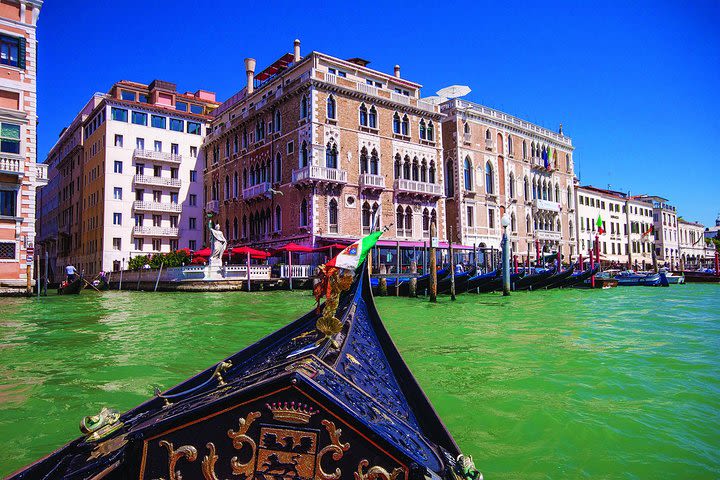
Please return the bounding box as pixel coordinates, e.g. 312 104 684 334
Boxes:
245 58 256 95
294 39 301 63
394 64 401 78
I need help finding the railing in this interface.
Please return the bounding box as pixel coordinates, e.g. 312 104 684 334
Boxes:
394 178 443 196
0 156 22 174
280 264 314 279
357 83 378 96
533 199 561 213
324 72 337 84
36 163 48 183
223 265 272 280
133 149 182 164
132 226 179 237
390 92 411 105
133 175 182 188
536 230 562 241
133 201 182 213
243 182 271 200
292 165 348 184
205 200 219 213
359 173 385 190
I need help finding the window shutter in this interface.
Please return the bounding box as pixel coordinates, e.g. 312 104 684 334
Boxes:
18 37 26 69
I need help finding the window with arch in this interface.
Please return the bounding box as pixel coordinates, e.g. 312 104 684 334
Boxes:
362 202 371 235
412 157 419 181
401 115 409 136
243 168 248 189
325 141 338 169
422 208 430 238
555 184 560 203
329 199 338 233
300 199 308 226
427 121 435 141
274 153 282 183
524 177 529 199
224 175 230 200
394 154 402 179
275 205 281 231
392 112 401 134
420 159 428 182
569 220 574 239
300 95 309 119
419 119 427 140
522 140 527 159
370 149 379 175
429 160 436 183
242 127 248 149
300 141 309 168
402 155 411 180
526 215 531 233
485 162 494 194
326 95 336 119
233 134 239 153
233 172 239 198
445 160 454 196
464 122 470 134
565 153 570 171
511 213 516 233
359 103 368 126
509 173 515 199
485 128 491 140
396 206 405 237
463 157 472 190
255 118 264 141
405 206 413 237
233 217 238 240
360 147 369 174
274 109 281 132
368 106 377 129
507 135 513 156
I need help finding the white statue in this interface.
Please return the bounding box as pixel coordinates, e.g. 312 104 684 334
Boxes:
209 221 227 262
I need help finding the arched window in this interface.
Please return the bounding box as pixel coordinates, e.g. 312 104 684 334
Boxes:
427 121 435 141
412 157 419 181
359 103 368 126
401 115 409 136
464 122 470 134
360 147 369 174
300 141 309 168
392 112 401 134
370 149 379 175
405 206 413 237
507 135 513 156
485 128 491 140
325 141 338 169
233 134 239 153
431 208 437 231
274 109 281 132
524 177 529 199
420 159 428 183
300 95 309 119
542 181 548 200
274 153 281 183
485 162 494 194
329 199 338 233
403 155 411 180
531 142 536 158
243 168 248 189
255 118 264 140
242 215 247 238
555 184 560 203
509 173 515 199
522 140 527 159
565 153 570 171
429 160 436 184
394 154 402 179
362 202 371 234
249 165 255 185
233 172 239 198
369 106 377 129
556 219 561 233
396 206 405 237
532 178 537 199
224 175 230 200
300 199 308 226
233 217 238 240
265 208 271 235
242 127 248 149
326 95 336 119
511 213 516 232
422 208 430 237
275 205 281 231
569 220 574 239
445 160 454 196
463 156 472 190
526 215 531 233
419 119 426 140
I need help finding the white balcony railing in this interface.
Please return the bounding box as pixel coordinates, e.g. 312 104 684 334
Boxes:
0 156 22 174
533 199 561 213
132 226 179 237
133 175 182 188
133 149 182 164
359 173 385 190
357 83 378 96
394 178 443 196
292 165 348 184
133 201 182 213
242 182 271 200
390 92 411 105
205 200 219 213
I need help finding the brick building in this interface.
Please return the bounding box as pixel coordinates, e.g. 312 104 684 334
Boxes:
440 98 576 262
203 40 446 256
37 80 218 276
0 0 45 294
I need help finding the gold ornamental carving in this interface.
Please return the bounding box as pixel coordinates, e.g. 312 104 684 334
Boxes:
227 411 261 476
159 440 198 480
201 442 219 480
315 419 350 480
354 459 405 480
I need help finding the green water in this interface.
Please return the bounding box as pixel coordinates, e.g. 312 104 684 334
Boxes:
0 285 718 478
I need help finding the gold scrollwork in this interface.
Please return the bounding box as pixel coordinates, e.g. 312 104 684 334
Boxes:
159 440 198 480
354 459 405 480
201 442 219 480
227 411 261 476
315 419 351 480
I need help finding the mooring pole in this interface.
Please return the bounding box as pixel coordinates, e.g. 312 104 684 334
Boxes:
429 221 437 303
449 227 456 301
119 258 124 291
395 241 400 297
502 215 511 296
43 249 48 296
247 252 251 292
154 261 164 292
379 264 388 296
409 260 417 297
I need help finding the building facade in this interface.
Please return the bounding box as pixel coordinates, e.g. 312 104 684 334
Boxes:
440 99 576 262
677 218 713 268
635 195 679 267
576 186 654 268
38 80 218 276
0 0 44 293
203 41 446 254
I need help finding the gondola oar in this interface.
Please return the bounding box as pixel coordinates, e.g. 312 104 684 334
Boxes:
83 277 101 292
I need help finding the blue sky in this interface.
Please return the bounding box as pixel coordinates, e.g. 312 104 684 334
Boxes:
37 0 719 225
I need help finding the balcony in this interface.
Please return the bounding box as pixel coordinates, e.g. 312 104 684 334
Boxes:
463 132 472 144
292 165 347 186
133 149 182 164
533 199 561 213
133 201 182 213
206 200 219 214
359 173 385 192
0 156 22 176
36 163 48 185
485 138 495 151
133 175 182 189
536 230 562 241
243 182 271 201
132 225 179 237
394 179 443 198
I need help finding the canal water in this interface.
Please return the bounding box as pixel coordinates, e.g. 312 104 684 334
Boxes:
0 284 718 478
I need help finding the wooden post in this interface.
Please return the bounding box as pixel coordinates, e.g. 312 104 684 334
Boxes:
43 249 48 296
26 264 31 296
379 264 388 296
430 221 437 303
590 244 595 288
154 262 164 292
409 260 417 297
247 252 251 292
395 241 400 297
449 227 456 301
119 259 124 291
473 243 478 272
423 241 428 274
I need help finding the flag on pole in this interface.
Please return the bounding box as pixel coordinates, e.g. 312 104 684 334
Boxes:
641 224 654 238
596 215 605 235
324 230 383 271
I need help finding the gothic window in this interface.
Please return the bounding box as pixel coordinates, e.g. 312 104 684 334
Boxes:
359 103 368 126
300 199 308 226
401 115 409 136
369 106 377 128
485 162 494 194
370 149 379 175
445 160 454 196
429 160 436 184
360 147 369 174
224 175 230 200
524 177 529 200
326 95 336 119
507 135 513 156
275 153 282 183
392 112 401 134
362 202 371 235
419 119 426 140
394 154 402 179
412 157 419 181
274 109 281 132
511 213 516 232
329 199 338 233
427 121 435 141
423 208 430 238
325 141 338 169
301 141 309 168
405 206 413 237
233 172 239 198
522 140 527 159
300 95 309 119
420 159 427 183
243 168 248 189
233 217 238 240
403 155 411 180
242 215 247 238
485 128 491 140
555 184 560 203
396 206 405 237
464 122 470 134
275 205 281 231
463 157 472 190
509 173 515 199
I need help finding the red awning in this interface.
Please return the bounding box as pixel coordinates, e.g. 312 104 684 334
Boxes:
273 242 314 254
193 248 212 257
313 243 350 252
231 246 270 258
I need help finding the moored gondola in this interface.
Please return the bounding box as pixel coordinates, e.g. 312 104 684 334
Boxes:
9 245 481 479
398 268 449 296
474 271 522 293
465 269 499 292
57 276 83 295
512 268 555 291
535 265 575 290
552 265 599 289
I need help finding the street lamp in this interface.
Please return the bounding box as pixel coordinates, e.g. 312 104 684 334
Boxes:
501 214 511 296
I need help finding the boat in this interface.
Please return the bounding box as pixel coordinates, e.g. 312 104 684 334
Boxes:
677 270 720 283
57 277 83 295
614 271 663 286
438 268 475 294
659 269 684 284
532 265 575 290
512 268 555 291
398 268 449 296
9 260 482 480
474 271 522 293
552 265 599 289
574 271 618 289
465 269 499 292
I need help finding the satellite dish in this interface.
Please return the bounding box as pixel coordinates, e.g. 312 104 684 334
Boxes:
436 85 471 98
421 95 448 105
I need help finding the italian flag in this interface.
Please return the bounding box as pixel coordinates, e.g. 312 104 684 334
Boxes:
642 224 654 238
596 215 605 235
325 231 383 271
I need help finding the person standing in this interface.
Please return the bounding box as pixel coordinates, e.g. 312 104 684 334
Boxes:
65 264 77 282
